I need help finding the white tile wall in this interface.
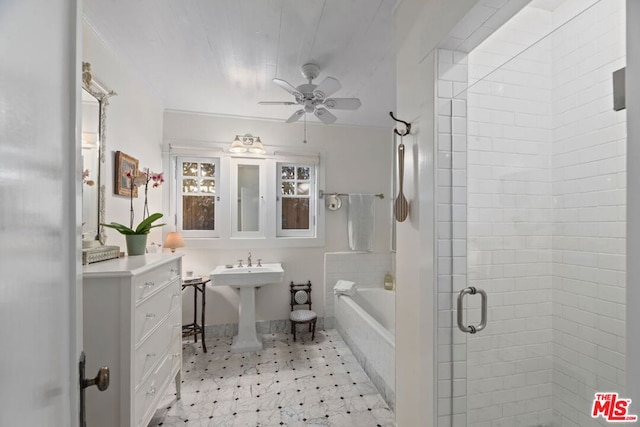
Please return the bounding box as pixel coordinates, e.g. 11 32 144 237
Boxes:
437 48 470 427
436 1 626 426
324 252 393 321
550 0 626 425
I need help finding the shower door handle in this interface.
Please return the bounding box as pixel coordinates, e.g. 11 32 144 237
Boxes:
457 286 487 334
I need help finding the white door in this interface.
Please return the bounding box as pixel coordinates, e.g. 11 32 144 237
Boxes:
0 1 82 426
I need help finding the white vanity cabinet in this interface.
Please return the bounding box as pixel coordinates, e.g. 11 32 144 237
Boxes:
83 253 184 427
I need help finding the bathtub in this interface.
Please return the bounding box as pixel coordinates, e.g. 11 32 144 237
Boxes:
335 287 395 410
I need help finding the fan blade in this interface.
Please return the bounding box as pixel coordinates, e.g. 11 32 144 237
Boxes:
273 78 303 98
258 101 298 105
286 109 305 123
323 98 361 110
313 77 341 99
314 107 337 124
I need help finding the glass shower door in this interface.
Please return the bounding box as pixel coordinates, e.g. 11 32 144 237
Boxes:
446 0 627 426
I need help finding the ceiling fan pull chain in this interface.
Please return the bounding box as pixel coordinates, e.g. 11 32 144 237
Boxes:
303 114 308 144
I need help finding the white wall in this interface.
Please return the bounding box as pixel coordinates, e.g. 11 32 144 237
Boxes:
393 1 481 425
82 22 165 250
162 112 391 326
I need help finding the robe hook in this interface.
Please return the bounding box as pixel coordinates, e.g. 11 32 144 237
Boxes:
389 111 411 136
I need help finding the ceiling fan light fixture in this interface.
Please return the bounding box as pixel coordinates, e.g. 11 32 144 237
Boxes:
259 63 361 124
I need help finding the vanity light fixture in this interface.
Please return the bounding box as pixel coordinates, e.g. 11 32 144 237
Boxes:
164 232 185 253
229 134 266 154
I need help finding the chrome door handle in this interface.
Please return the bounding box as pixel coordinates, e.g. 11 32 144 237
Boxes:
457 286 487 334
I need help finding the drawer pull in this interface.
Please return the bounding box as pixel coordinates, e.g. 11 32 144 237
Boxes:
171 353 180 359
172 292 181 297
145 313 156 319
144 281 155 289
170 268 178 277
146 352 156 358
147 386 157 396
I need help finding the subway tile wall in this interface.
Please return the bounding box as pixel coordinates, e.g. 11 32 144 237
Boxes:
437 48 470 427
466 6 555 427
436 1 626 426
549 1 626 426
324 252 393 324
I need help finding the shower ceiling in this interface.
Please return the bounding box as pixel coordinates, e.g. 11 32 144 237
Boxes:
83 0 396 128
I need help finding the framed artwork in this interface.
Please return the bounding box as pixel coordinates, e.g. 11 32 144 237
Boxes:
114 151 139 197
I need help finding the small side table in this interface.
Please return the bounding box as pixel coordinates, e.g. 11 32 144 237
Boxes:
181 277 210 353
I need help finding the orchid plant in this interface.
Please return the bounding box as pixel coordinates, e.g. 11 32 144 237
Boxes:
101 168 165 235
134 168 164 219
82 169 95 186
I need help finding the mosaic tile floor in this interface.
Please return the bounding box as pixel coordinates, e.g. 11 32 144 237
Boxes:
149 330 395 426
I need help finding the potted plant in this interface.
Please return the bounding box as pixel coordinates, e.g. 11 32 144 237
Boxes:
102 213 165 255
102 168 165 256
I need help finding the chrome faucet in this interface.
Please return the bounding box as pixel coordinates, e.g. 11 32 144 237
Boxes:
247 252 252 267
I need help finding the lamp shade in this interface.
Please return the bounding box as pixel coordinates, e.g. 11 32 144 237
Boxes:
164 232 185 252
248 136 266 154
229 136 247 153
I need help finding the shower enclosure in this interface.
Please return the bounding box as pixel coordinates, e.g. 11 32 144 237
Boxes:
438 0 627 425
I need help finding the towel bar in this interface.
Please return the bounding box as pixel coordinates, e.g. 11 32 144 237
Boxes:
319 190 384 199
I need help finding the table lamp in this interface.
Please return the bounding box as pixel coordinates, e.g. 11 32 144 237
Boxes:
164 232 185 253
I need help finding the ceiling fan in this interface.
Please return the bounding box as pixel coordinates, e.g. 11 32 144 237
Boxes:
259 63 361 124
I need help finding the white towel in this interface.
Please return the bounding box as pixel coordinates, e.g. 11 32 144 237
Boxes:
348 194 375 251
333 280 357 296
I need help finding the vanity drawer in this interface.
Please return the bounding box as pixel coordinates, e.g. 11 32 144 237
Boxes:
135 349 178 427
134 259 180 304
134 278 180 345
134 307 181 388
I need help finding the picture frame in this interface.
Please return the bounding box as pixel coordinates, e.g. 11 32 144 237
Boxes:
114 151 139 197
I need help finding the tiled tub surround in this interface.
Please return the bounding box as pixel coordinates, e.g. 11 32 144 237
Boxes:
149 330 395 426
324 252 393 328
335 288 396 410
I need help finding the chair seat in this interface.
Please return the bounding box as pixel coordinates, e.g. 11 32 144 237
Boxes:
290 309 317 322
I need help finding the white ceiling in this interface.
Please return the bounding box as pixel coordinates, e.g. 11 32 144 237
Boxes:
83 0 397 128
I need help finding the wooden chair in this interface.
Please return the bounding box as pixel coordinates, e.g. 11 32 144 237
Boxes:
289 281 317 342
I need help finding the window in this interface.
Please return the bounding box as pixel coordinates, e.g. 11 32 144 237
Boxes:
277 163 315 237
171 149 322 247
177 157 220 238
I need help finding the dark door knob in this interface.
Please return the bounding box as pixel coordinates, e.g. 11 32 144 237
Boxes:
82 366 110 391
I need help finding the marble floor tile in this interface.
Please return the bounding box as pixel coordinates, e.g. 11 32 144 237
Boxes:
149 331 394 426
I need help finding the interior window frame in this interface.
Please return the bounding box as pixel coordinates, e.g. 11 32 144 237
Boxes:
168 145 325 249
176 156 221 238
276 162 316 238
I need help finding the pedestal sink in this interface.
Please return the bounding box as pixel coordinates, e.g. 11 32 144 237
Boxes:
209 263 284 353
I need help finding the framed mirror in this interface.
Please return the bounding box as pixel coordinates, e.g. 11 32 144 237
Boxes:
81 62 116 246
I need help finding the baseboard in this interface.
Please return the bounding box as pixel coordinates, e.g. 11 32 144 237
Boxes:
204 317 327 338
